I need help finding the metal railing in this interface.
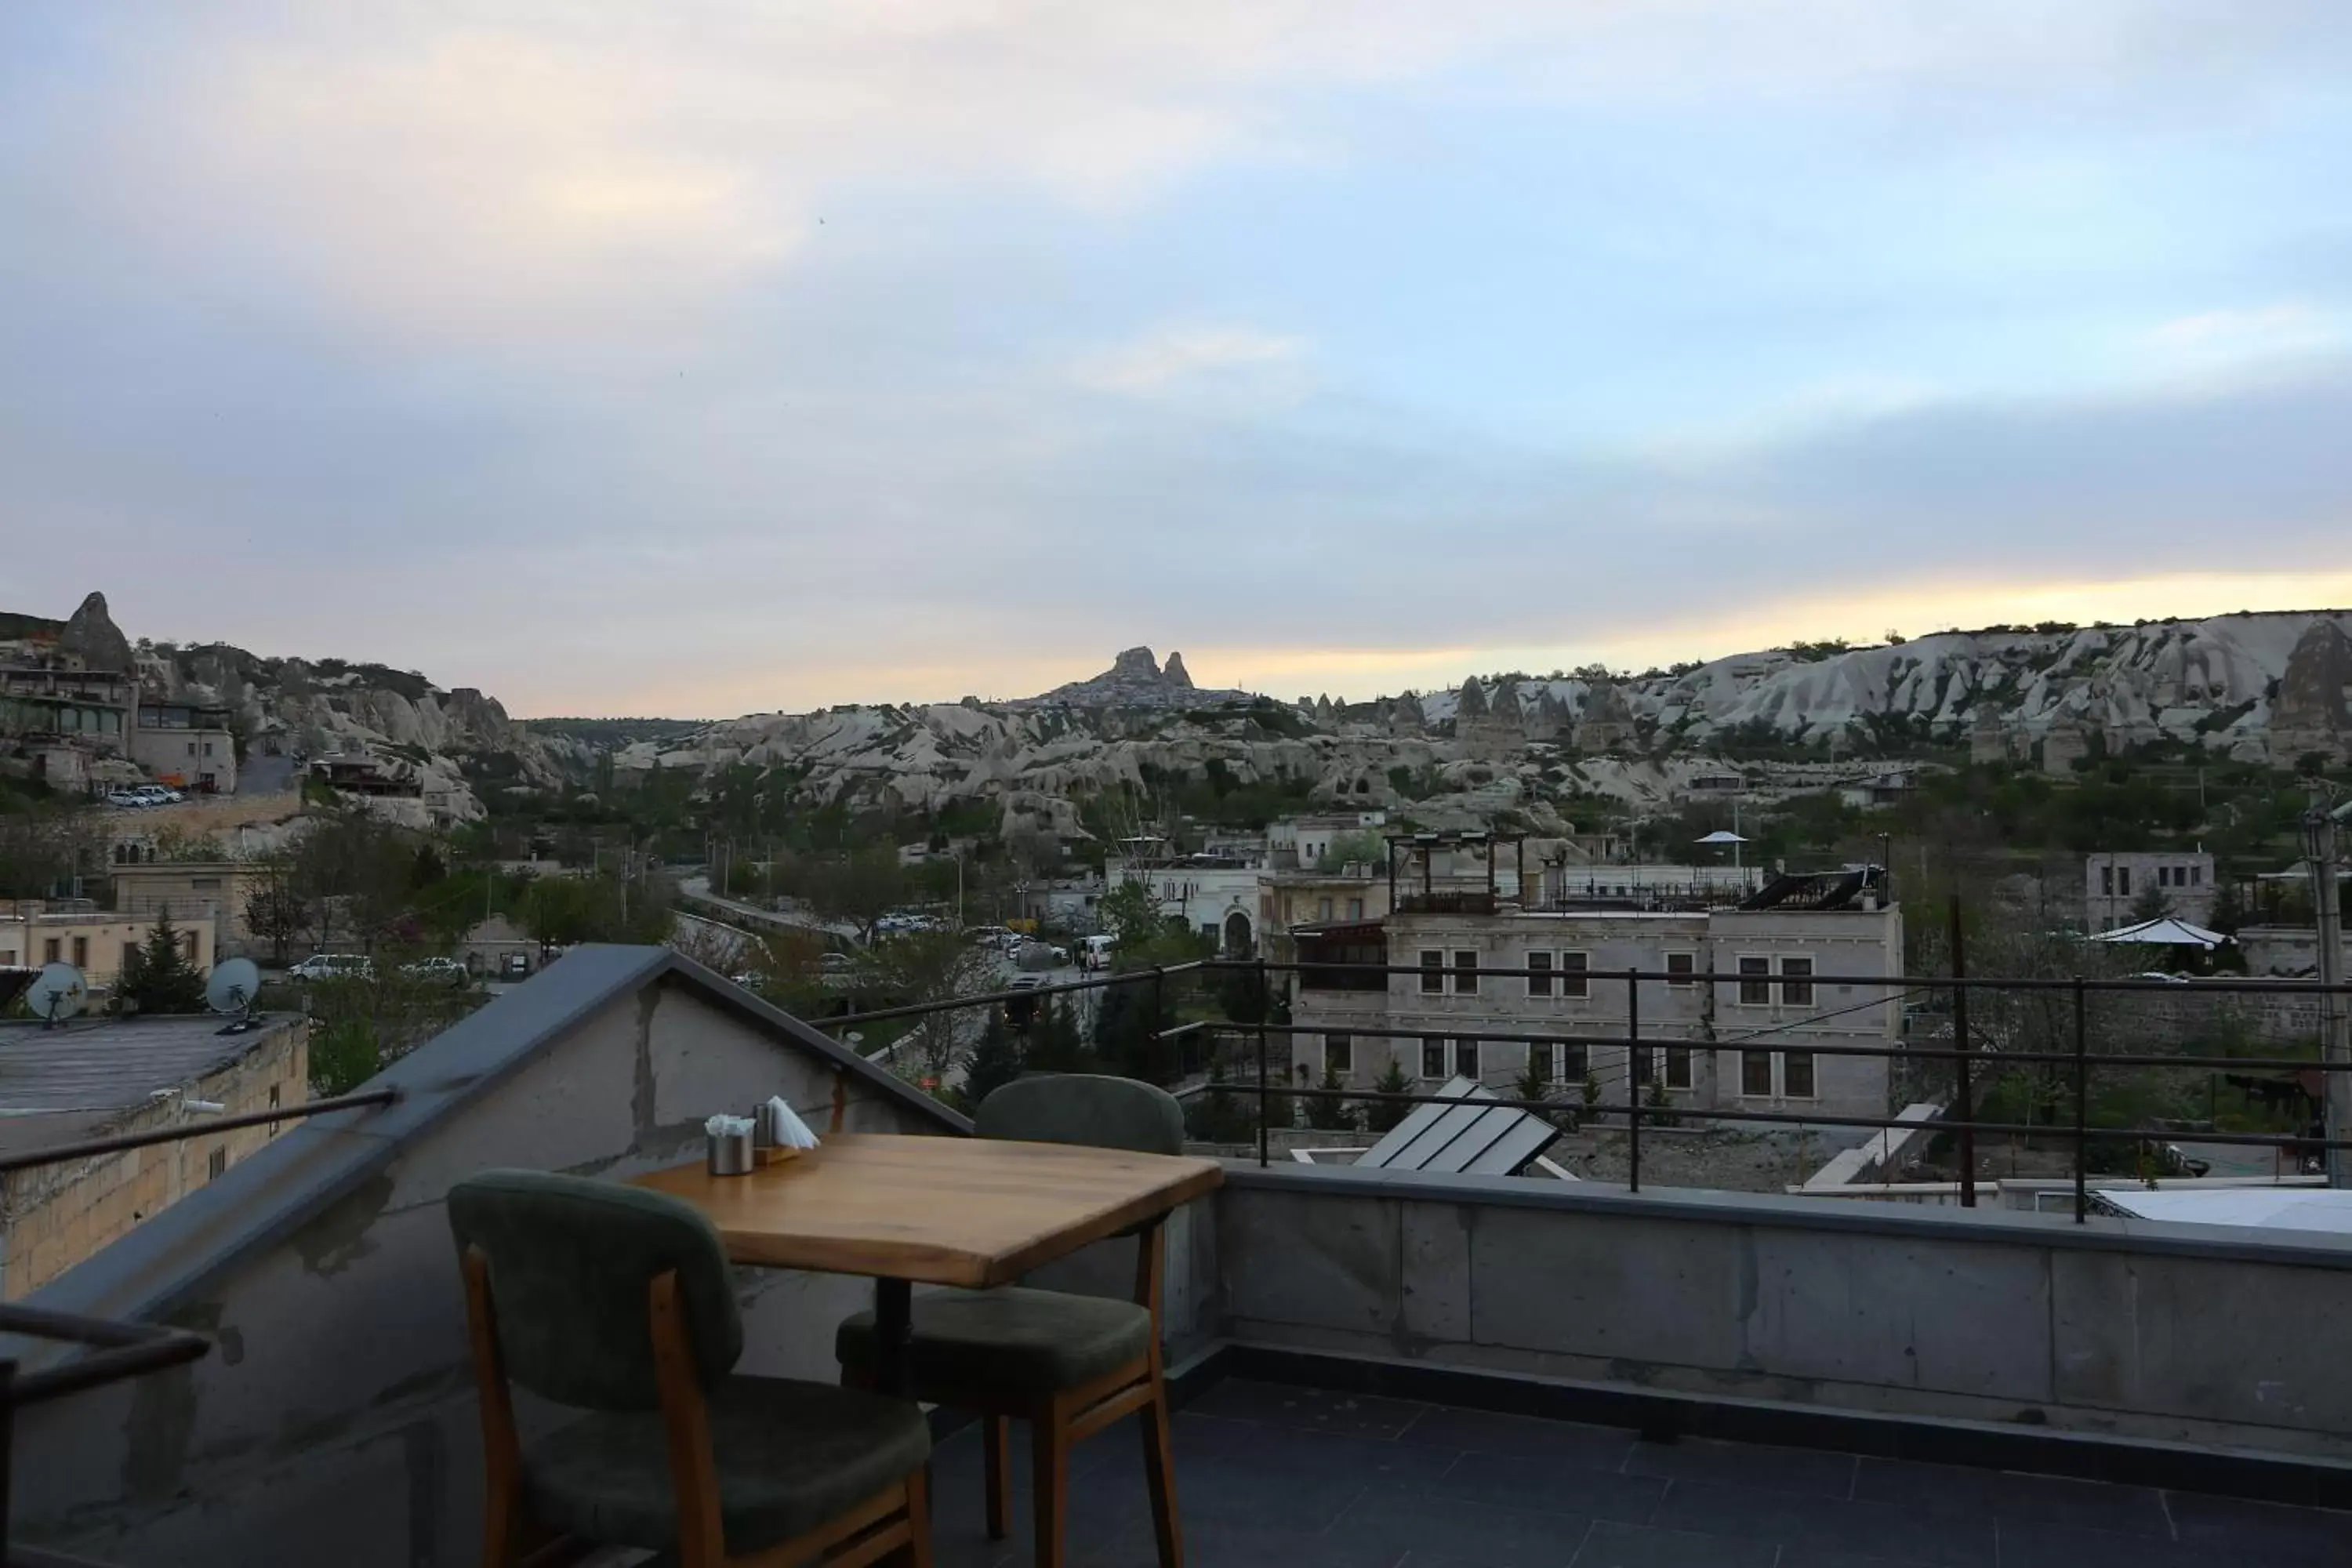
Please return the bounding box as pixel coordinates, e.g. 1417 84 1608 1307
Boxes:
0 1090 401 1177
797 952 2352 1223
2 1305 211 1564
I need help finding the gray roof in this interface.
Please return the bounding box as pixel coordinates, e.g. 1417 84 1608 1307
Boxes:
1354 1076 1559 1177
26 944 968 1323
0 1014 301 1156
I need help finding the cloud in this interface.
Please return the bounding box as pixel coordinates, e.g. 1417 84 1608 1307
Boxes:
1072 326 1308 395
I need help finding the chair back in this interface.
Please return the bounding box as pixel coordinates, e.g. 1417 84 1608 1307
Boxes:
448 1169 742 1410
976 1073 1184 1156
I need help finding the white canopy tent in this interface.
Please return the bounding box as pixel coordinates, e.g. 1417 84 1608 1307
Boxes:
2089 917 2232 949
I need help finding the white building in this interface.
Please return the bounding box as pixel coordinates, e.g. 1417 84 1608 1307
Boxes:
1290 868 1904 1122
2084 851 2215 931
1105 851 1266 953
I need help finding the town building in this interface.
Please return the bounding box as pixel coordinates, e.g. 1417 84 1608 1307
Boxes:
2083 850 2216 931
1106 845 1264 953
129 697 239 793
0 902 216 992
0 1011 307 1298
1289 864 1902 1121
105 858 264 953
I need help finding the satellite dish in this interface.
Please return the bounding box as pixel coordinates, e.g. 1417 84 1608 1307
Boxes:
27 962 88 1028
207 958 264 1032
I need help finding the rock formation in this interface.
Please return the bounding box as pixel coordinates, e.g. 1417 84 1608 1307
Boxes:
59 591 132 672
2274 620 2352 764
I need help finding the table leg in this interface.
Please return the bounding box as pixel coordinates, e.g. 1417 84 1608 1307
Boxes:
873 1277 913 1399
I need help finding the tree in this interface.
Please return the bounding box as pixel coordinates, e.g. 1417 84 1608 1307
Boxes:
1025 1000 1095 1074
242 854 311 966
862 932 994 1088
1307 1062 1358 1131
1363 1058 1413 1133
806 845 908 943
962 1016 1025 1111
1316 830 1386 873
1514 1051 1550 1108
1097 880 1164 954
2207 874 2249 936
2127 880 2173 925
117 911 206 1014
293 808 420 955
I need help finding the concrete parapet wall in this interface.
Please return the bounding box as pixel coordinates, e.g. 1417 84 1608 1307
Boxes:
1217 1164 2352 1461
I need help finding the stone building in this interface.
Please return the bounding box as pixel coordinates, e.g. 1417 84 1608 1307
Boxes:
0 1013 307 1298
1969 708 2015 764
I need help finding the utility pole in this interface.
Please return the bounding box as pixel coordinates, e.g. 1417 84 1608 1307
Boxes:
2307 788 2350 1188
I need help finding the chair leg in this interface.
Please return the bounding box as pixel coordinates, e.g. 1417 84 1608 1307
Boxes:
1139 1383 1182 1568
902 1464 935 1568
982 1416 1011 1541
1031 1403 1069 1568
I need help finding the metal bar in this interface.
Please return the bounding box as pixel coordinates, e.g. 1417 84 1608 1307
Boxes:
10 1333 210 1406
1144 1018 2350 1076
1207 1085 2352 1151
1209 958 2352 993
2073 975 2089 1225
813 960 1211 1030
1256 959 1270 1170
1627 967 1642 1194
1951 895 1975 1209
1152 966 1167 1084
2 1357 13 1567
0 1090 399 1176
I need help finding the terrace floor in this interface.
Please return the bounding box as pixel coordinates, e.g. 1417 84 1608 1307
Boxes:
927 1377 2352 1568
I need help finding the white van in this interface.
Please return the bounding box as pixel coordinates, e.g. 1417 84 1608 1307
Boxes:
1080 934 1117 970
289 953 374 982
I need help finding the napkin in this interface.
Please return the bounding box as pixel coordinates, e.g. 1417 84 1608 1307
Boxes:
765 1095 821 1149
706 1114 754 1138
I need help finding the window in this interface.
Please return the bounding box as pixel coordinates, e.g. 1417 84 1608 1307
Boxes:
2100 865 2114 896
1453 950 1479 995
1526 950 1554 997
1421 1037 1447 1078
207 1147 227 1181
2118 866 2132 896
1737 956 1771 1005
1665 952 1695 987
2157 866 2170 887
1324 1034 1353 1074
1560 950 1589 1000
1454 1039 1480 1079
1549 1040 1588 1083
124 942 138 971
42 938 60 964
1783 1051 1817 1099
1631 1046 1653 1086
1347 898 1364 921
191 877 220 891
71 935 89 967
1419 951 1444 994
203 741 215 757
1664 1047 1694 1090
1742 1051 1774 1096
1317 897 1334 922
2190 865 2203 887
1779 956 1814 1007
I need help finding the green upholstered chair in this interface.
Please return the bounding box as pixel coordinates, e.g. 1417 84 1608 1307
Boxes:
450 1170 934 1568
836 1075 1187 1568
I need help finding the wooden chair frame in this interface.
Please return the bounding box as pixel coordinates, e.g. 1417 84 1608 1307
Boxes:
463 1246 932 1568
851 1218 1179 1568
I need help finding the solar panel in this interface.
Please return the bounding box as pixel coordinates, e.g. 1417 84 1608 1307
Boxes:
1354 1075 1562 1176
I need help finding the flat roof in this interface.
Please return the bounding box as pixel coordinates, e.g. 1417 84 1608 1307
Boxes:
2098 1187 2352 1236
0 1014 299 1156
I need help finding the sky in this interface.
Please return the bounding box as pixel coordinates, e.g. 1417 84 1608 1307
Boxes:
5 2 2351 717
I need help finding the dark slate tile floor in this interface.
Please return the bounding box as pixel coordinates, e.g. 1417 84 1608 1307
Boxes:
927 1378 2352 1568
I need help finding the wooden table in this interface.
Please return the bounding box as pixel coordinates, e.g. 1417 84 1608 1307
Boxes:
632 1133 1223 1395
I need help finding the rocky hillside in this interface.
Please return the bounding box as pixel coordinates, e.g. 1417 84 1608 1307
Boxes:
608 614 2352 837
5 592 581 822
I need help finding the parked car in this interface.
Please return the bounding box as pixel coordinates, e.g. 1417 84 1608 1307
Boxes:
401 956 466 985
129 784 183 805
103 789 147 808
818 952 855 974
289 953 373 982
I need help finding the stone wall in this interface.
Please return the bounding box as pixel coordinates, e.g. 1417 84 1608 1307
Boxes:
1218 1164 2352 1461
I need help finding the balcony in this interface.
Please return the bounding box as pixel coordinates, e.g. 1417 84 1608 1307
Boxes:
9 947 2352 1566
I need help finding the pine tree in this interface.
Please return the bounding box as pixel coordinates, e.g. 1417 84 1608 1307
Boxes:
1364 1058 1413 1132
963 1015 1025 1110
1308 1063 1357 1131
118 911 207 1014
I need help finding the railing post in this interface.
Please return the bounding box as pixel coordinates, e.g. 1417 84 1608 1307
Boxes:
1152 965 1168 1084
1951 895 1975 1208
2072 975 2089 1224
1627 967 1642 1194
1255 958 1270 1168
